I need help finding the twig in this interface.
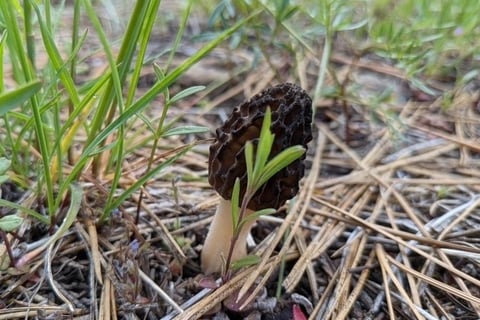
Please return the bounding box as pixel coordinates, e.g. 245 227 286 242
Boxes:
138 269 183 314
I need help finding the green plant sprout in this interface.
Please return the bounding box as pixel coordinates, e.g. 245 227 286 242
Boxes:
223 107 306 278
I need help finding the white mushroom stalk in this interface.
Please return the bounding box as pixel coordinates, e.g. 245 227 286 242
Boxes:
201 199 255 275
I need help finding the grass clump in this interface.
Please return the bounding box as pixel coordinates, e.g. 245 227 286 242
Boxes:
0 1 257 232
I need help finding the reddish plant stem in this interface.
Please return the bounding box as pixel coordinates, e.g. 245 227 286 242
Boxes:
0 231 15 267
223 191 254 281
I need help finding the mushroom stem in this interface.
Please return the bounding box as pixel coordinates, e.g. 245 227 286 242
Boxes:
201 198 255 274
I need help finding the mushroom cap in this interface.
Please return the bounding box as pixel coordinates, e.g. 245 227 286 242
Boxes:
208 83 313 211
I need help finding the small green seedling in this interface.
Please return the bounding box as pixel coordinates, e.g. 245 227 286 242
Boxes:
224 107 305 277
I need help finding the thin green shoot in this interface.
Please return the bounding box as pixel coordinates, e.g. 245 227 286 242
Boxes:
224 107 305 278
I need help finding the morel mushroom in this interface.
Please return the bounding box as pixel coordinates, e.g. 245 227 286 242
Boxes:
201 83 313 274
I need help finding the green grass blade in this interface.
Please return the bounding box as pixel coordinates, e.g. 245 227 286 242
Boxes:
57 70 111 141
169 86 206 104
23 0 35 70
58 9 262 201
0 30 5 91
165 0 193 72
162 125 209 137
105 0 160 214
30 2 80 106
125 0 162 107
0 1 35 82
69 0 81 90
1 1 56 219
0 80 42 116
102 146 191 220
50 184 82 243
0 199 49 224
83 0 150 147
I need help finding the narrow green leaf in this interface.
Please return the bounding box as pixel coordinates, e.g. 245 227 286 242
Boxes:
165 0 193 72
12 184 82 268
87 141 118 156
0 157 11 173
0 80 42 116
82 0 145 147
0 30 6 91
257 145 305 188
153 63 166 82
240 208 276 227
0 215 23 232
84 10 260 157
102 145 191 219
135 112 157 134
252 107 274 184
231 178 241 230
158 115 179 138
0 157 10 184
30 1 80 105
2 0 56 217
230 254 261 270
410 77 436 96
257 107 273 166
58 70 111 140
169 85 205 105
162 125 209 137
124 0 162 107
0 199 48 224
244 141 254 184
48 184 82 243
461 70 479 84
59 10 261 200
